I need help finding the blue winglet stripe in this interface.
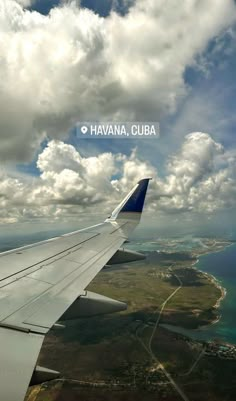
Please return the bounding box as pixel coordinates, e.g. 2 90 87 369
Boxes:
120 178 150 213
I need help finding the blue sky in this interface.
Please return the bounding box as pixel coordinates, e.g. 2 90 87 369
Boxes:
30 0 132 16
23 0 236 172
23 0 236 157
0 0 235 236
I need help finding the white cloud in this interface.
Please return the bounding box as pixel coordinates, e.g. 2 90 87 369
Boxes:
0 0 235 161
37 140 117 202
0 133 235 224
167 132 223 191
154 132 236 213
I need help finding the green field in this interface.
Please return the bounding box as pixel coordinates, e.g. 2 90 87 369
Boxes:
26 250 233 401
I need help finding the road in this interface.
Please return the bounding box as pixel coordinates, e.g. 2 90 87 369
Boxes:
33 266 191 401
181 346 206 377
136 266 191 401
148 268 183 352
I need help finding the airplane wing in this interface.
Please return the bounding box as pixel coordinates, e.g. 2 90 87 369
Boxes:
0 178 151 401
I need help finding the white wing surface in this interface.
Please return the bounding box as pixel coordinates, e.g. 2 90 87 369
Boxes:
0 178 151 401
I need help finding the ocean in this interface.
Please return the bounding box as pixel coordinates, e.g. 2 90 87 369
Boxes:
192 243 236 344
127 239 236 344
161 243 236 344
0 232 235 344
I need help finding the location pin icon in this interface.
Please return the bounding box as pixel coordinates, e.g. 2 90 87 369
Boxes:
81 126 88 134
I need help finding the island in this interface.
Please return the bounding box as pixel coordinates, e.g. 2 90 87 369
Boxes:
26 238 236 401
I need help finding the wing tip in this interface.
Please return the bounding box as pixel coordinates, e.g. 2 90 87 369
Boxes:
108 177 151 221
120 177 151 214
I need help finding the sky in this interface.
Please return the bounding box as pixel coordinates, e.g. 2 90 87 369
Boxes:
0 0 236 238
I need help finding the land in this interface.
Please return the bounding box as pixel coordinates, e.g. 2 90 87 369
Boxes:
26 238 236 401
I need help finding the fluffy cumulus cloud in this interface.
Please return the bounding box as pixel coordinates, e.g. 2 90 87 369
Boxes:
0 0 236 161
153 133 233 213
1 0 236 224
0 133 235 224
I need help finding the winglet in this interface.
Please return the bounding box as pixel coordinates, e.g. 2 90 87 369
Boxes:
108 178 151 221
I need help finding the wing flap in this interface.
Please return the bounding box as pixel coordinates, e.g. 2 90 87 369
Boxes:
0 231 124 332
23 236 124 330
0 327 44 401
0 178 151 401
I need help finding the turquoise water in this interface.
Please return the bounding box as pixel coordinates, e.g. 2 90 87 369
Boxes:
193 243 236 344
128 239 236 344
1 233 235 344
163 244 236 344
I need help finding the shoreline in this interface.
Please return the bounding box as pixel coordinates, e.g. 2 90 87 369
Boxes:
131 239 232 330
187 267 225 328
190 249 228 320
161 242 235 344
199 269 227 309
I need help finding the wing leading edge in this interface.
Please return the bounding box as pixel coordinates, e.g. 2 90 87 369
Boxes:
0 178 151 401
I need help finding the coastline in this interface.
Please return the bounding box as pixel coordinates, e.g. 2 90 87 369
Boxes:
130 238 233 333
199 269 227 309
190 247 229 323
162 242 236 345
186 266 226 327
